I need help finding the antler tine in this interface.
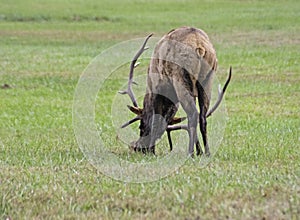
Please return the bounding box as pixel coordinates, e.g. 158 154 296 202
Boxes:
119 33 153 107
166 124 188 151
206 66 232 117
167 124 188 131
121 116 141 128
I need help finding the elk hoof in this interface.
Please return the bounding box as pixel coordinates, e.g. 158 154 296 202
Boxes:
188 152 195 158
205 151 211 157
196 148 203 156
129 141 136 151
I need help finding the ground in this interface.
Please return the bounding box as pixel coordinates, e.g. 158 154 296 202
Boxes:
0 0 299 219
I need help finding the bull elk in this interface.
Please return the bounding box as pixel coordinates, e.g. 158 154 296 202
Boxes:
119 27 231 156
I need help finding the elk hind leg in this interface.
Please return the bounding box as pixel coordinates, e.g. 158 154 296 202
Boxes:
176 92 198 156
193 97 203 156
197 82 210 156
196 138 203 156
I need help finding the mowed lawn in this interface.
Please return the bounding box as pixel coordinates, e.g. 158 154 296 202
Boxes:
0 0 299 219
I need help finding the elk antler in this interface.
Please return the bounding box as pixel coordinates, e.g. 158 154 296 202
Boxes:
206 66 232 117
119 34 153 129
119 34 153 107
120 34 187 129
120 105 143 128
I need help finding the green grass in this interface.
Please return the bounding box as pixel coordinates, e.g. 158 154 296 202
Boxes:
0 0 299 219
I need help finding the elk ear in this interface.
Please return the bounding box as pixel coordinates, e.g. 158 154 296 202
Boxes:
169 116 187 125
127 105 143 116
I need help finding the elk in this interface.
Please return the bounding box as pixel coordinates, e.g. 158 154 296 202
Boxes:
120 27 231 156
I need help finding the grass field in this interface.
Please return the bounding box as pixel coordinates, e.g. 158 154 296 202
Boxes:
0 0 299 219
